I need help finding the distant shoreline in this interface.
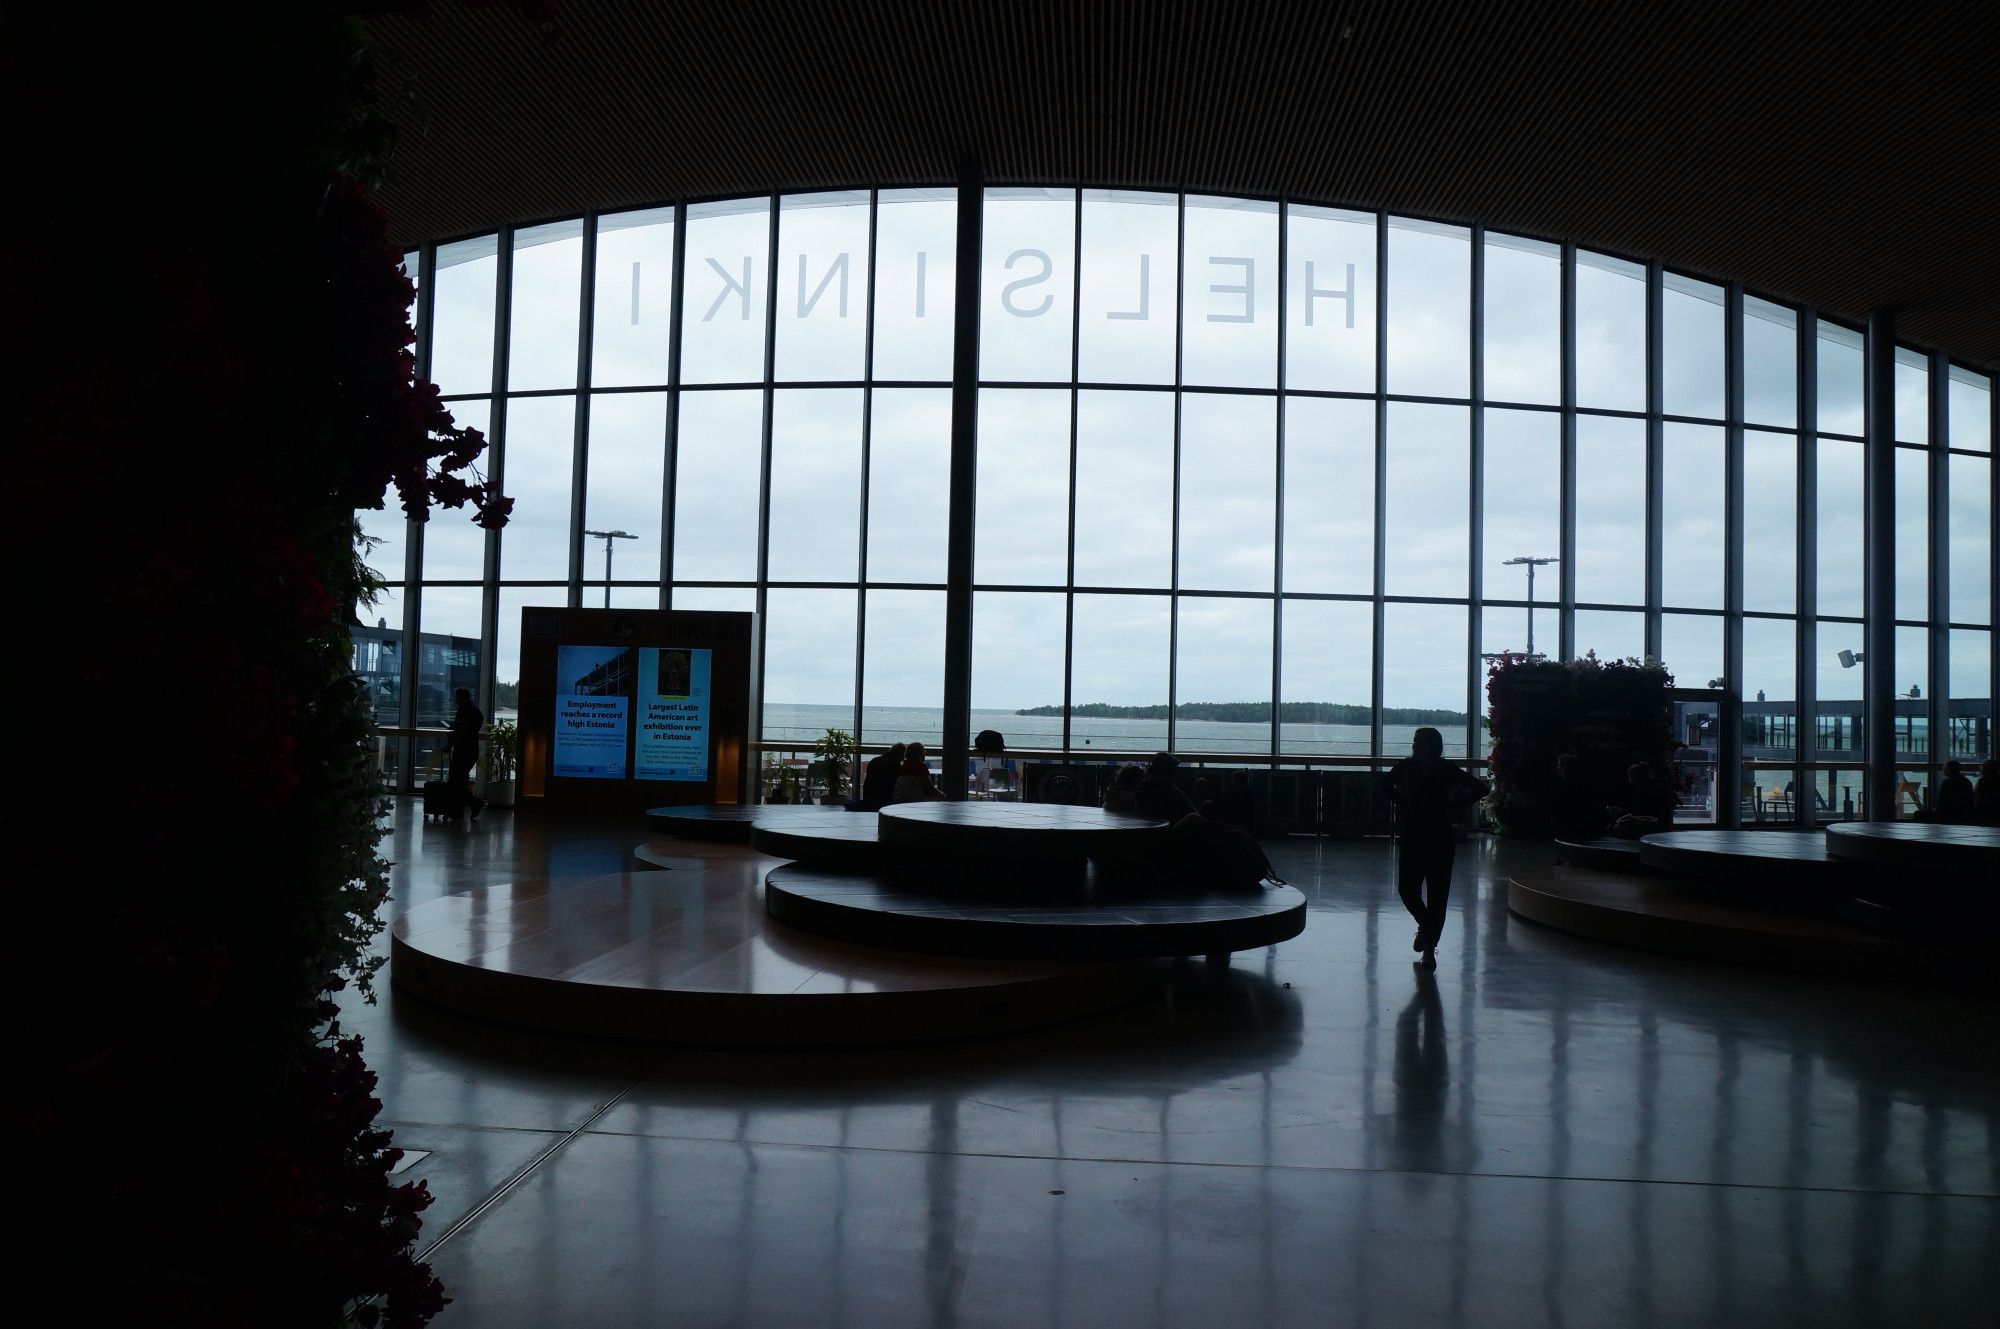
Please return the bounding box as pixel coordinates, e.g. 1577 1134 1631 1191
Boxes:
1014 701 1470 725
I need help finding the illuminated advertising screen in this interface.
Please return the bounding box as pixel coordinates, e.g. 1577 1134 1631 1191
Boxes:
552 645 632 779
636 646 712 782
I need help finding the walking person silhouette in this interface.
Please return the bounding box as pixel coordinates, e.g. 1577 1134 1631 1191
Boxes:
1383 727 1489 970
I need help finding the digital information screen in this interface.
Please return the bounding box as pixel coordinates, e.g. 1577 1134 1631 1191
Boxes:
552 645 632 779
636 646 712 782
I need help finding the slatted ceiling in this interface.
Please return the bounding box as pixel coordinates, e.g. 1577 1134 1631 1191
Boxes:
368 0 2000 369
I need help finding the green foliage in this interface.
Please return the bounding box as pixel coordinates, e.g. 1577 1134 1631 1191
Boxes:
1484 652 1678 837
811 727 859 799
480 718 519 784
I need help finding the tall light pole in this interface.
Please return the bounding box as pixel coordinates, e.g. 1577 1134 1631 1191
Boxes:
583 529 636 607
1503 556 1559 657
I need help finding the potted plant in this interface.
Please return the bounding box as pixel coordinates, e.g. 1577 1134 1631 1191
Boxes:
768 763 801 804
479 718 518 808
809 727 858 805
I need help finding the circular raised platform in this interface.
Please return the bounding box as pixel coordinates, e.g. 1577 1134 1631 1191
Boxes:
645 802 851 842
877 801 1167 861
1554 837 1652 872
764 866 1306 961
749 808 886 870
1506 866 1955 984
1637 829 1852 890
390 867 1164 1045
1825 820 2000 872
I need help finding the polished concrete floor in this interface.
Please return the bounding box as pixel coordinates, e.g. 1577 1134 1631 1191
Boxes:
350 803 2000 1328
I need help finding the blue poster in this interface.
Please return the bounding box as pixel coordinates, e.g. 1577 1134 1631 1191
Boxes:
636 647 712 782
553 645 632 779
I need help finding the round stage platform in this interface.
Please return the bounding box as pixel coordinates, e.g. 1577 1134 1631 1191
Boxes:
645 802 835 842
390 868 1164 1045
1825 820 2000 871
878 802 1167 859
749 808 886 870
1637 830 1852 889
764 866 1308 961
1553 837 1651 872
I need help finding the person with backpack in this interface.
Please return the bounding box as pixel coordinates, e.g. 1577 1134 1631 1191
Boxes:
1382 727 1488 970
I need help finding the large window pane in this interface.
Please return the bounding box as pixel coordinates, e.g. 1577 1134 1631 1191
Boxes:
1743 617 1797 761
1281 396 1375 595
1947 367 1990 453
1817 439 1864 617
1383 602 1468 758
358 503 407 593
1483 408 1559 602
1073 389 1173 588
971 592 1065 748
431 235 497 396
861 590 944 746
775 191 870 382
1894 446 1928 620
980 188 1075 382
762 588 857 742
412 586 486 727
1070 593 1170 753
1077 190 1176 386
1281 599 1374 754
582 392 666 586
1574 414 1646 606
974 389 1069 585
1284 205 1376 393
1383 402 1469 596
1661 273 1724 420
1815 618 1866 768
1482 233 1560 406
498 395 576 581
1182 196 1278 389
1893 348 1928 444
1574 251 1645 413
1947 629 1991 763
1662 422 1724 609
1574 608 1644 664
672 389 763 581
508 219 583 391
1948 453 1990 624
1179 392 1276 592
592 206 676 388
767 388 862 582
1385 218 1469 399
680 197 771 385
1743 429 1797 614
671 585 756 613
872 188 957 382
1175 596 1273 754
420 400 491 581
1743 297 1797 428
1661 612 1722 688
1816 322 1864 437
866 388 952 584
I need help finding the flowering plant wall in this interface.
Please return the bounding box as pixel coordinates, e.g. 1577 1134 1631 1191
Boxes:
1484 652 1679 837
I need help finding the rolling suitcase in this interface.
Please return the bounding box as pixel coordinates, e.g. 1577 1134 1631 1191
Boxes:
422 780 459 821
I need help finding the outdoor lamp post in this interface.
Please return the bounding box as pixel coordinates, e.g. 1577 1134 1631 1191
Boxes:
583 529 636 607
1503 556 1559 657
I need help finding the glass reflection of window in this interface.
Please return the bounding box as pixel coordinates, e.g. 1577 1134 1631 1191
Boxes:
1281 396 1375 595
872 188 957 383
1382 402 1468 597
1662 422 1725 609
1073 389 1173 588
1385 218 1469 399
680 197 771 385
775 191 870 383
1743 297 1797 429
1281 599 1373 754
1574 251 1646 413
1482 233 1560 406
1284 204 1375 393
980 188 1076 383
1661 273 1724 421
1573 414 1645 606
1181 195 1278 390
973 388 1069 586
672 389 763 581
592 207 676 388
1743 429 1797 614
507 220 584 392
1077 191 1177 386
1178 392 1275 592
767 388 863 582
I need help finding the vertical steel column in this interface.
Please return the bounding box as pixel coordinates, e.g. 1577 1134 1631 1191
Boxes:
659 205 689 609
1862 308 1896 819
1797 313 1819 819
1991 382 1999 761
1720 284 1746 825
1558 244 1578 660
940 163 983 798
1927 353 1949 775
1167 192 1188 757
1467 227 1486 759
852 191 881 748
753 197 780 766
1644 262 1664 662
1369 216 1389 759
398 244 438 791
568 215 598 608
1271 202 1289 764
479 226 515 721
1062 192 1085 758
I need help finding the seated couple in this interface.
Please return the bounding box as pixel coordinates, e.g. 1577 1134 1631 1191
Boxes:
858 742 941 808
